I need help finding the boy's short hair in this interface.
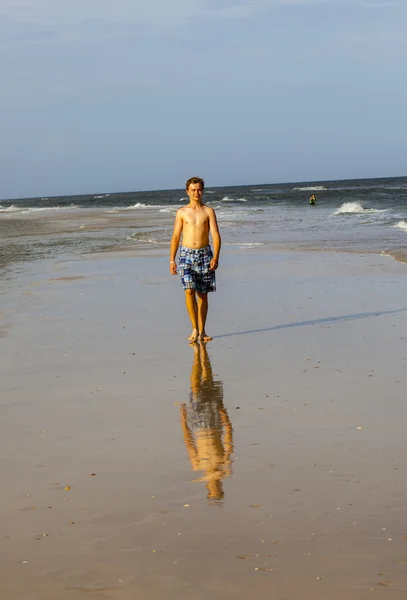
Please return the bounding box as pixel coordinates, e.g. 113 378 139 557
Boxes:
186 176 205 190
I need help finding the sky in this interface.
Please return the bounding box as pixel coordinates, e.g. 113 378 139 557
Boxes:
1 0 406 198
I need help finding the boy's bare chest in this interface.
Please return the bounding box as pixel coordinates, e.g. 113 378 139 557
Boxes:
183 209 209 227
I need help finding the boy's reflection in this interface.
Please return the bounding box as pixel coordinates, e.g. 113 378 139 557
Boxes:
180 342 234 505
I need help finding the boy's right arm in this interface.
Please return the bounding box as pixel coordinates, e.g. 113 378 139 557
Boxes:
170 209 183 274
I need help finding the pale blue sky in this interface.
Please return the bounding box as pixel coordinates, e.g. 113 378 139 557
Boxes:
1 0 406 198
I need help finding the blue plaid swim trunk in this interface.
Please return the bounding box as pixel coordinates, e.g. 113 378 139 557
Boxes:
178 245 216 293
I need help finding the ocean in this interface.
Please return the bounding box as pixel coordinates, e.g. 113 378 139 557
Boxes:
1 176 407 275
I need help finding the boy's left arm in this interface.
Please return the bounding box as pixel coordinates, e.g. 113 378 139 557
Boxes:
209 209 221 271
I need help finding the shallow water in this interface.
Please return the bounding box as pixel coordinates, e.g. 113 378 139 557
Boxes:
1 176 407 276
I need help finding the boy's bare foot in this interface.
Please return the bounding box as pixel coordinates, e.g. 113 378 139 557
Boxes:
199 332 212 342
188 329 199 342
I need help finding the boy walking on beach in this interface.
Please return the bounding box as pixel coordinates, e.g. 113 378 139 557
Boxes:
170 177 221 342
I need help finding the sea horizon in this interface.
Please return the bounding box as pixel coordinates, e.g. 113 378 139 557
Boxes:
1 173 407 203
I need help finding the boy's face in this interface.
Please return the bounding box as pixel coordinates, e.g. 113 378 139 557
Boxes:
187 183 203 202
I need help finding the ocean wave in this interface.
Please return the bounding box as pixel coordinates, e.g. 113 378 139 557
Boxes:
0 204 79 214
159 207 177 213
220 196 248 203
107 203 168 212
314 184 407 192
333 202 387 215
216 210 250 220
118 203 152 210
126 229 169 244
0 205 19 213
126 235 159 244
251 188 281 193
335 201 364 214
393 220 407 232
23 205 80 214
293 186 327 192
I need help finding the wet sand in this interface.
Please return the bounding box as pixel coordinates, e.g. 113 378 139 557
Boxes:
1 249 407 599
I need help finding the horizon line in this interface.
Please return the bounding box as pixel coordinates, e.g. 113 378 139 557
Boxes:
1 172 406 202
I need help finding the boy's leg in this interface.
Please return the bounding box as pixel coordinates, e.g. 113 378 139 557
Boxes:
185 289 199 342
197 292 212 341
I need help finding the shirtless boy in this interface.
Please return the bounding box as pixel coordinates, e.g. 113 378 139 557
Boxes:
170 177 221 342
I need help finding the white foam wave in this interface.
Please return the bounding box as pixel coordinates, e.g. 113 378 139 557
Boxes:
126 235 159 244
23 205 80 214
107 203 168 212
122 203 152 210
333 201 388 216
0 205 19 213
221 196 247 202
239 242 265 248
393 220 407 232
0 204 79 214
216 210 246 220
293 186 327 191
335 201 365 214
94 195 104 199
159 207 177 213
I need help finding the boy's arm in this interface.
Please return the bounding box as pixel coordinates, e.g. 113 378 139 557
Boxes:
170 210 183 274
208 208 221 271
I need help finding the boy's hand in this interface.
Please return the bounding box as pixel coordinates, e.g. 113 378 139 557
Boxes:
170 262 177 275
209 257 218 271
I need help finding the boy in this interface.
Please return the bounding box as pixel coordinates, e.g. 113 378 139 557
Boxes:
170 177 221 342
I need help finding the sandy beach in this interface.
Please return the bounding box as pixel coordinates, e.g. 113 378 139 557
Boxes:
1 246 407 599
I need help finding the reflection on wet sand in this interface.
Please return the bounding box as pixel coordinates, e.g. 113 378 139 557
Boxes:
180 342 234 505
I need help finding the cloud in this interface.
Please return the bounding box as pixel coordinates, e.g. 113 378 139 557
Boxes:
0 1 247 47
0 0 402 48
3 0 395 29
3 1 216 28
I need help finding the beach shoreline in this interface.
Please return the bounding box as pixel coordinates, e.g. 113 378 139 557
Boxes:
2 176 407 275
